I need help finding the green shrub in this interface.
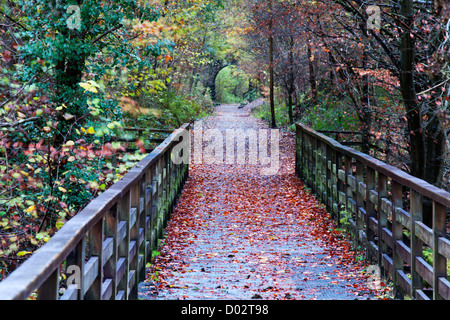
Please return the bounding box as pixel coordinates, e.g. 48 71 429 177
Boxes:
252 100 291 128
124 87 214 130
299 91 360 131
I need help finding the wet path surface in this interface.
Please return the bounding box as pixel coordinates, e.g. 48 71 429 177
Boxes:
139 104 381 300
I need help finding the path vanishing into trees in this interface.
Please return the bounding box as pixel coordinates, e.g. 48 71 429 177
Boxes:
138 103 386 300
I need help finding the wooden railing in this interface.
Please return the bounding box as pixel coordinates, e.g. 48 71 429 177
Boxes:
296 123 450 300
0 124 190 300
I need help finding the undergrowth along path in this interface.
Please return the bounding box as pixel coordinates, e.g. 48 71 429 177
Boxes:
139 104 390 300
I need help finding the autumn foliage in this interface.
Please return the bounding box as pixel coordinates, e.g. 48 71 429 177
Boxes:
0 0 448 298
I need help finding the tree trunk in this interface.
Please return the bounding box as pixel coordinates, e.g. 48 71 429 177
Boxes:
268 0 276 128
307 42 317 102
399 0 426 182
204 60 224 103
55 56 85 136
287 92 294 125
423 112 446 188
328 51 335 85
399 0 447 227
361 51 371 154
287 36 295 125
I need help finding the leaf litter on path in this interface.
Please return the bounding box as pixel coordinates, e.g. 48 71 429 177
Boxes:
138 104 391 300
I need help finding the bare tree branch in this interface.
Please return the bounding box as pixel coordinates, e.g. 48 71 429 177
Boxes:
0 8 28 31
92 24 123 44
0 117 40 128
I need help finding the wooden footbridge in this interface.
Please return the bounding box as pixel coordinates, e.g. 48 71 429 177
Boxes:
0 122 448 300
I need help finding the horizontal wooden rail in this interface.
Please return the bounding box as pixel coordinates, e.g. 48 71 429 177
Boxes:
115 138 165 144
0 124 190 300
317 130 368 135
114 127 172 145
123 127 175 134
296 123 450 300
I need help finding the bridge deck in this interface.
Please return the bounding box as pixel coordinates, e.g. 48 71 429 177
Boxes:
138 104 384 300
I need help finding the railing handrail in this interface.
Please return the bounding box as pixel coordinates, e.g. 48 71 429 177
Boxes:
297 123 450 207
0 123 190 300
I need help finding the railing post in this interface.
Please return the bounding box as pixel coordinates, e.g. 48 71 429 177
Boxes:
167 145 175 220
343 155 352 230
320 141 327 204
104 205 118 300
137 176 147 284
310 135 315 192
117 191 131 300
355 160 365 244
392 180 405 299
432 201 446 300
164 153 170 227
155 159 163 241
325 144 332 212
151 167 158 254
365 167 377 263
64 238 85 300
410 190 424 298
377 173 388 276
161 153 167 228
304 133 309 185
183 132 189 184
330 149 338 222
85 217 104 299
301 128 306 182
167 145 173 218
142 171 152 281
315 140 321 199
308 134 313 188
335 152 344 226
37 268 59 300
295 125 301 176
129 183 140 299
